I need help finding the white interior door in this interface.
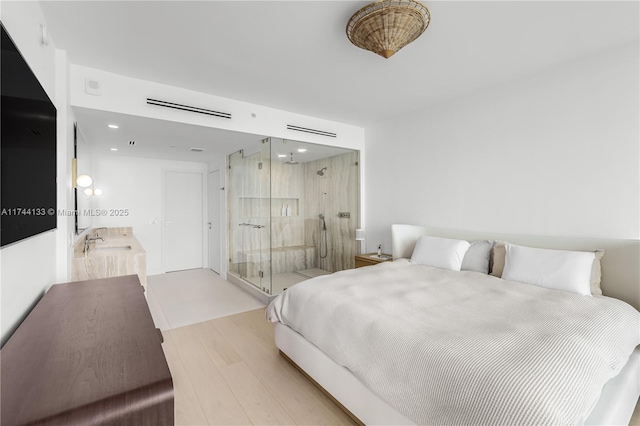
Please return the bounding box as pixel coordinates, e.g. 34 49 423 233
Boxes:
163 170 203 272
208 170 221 274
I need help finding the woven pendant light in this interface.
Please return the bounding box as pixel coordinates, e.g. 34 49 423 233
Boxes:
346 0 431 59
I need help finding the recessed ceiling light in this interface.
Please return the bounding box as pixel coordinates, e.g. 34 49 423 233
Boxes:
110 148 118 151
278 154 287 158
297 148 307 153
108 124 119 129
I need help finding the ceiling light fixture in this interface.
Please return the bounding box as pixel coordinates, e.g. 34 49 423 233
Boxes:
108 124 119 129
346 0 431 59
110 148 118 151
297 148 307 153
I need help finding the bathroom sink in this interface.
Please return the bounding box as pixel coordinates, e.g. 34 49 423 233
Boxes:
93 245 132 252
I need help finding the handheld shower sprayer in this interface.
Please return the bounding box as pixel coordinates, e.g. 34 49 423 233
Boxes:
318 193 328 259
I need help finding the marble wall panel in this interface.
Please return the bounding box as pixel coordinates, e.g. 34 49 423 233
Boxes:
303 151 359 272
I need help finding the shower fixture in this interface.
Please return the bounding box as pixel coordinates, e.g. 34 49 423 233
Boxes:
317 167 328 176
319 214 327 231
284 152 298 165
319 193 328 259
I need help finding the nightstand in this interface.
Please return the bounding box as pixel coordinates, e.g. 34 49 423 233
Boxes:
355 253 393 268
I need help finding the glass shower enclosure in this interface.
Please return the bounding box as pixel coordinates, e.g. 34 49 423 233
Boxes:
228 139 272 293
228 137 359 296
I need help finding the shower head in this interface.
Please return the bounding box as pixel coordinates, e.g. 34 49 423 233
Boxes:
317 167 328 176
284 153 298 165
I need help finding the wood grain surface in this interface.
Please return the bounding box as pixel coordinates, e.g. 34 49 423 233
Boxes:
1 275 173 425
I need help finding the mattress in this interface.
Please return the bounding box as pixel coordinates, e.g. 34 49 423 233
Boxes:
267 259 640 425
275 323 640 425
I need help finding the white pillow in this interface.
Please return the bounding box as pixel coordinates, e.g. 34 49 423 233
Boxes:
461 240 494 274
410 236 471 271
502 244 596 296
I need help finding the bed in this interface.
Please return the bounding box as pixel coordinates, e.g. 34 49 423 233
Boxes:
266 224 640 425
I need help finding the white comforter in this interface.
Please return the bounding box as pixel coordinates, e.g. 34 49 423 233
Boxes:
266 259 640 425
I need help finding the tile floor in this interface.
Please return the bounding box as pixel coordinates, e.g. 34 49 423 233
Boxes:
146 268 265 330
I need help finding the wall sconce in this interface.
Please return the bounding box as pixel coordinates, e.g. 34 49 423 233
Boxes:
75 170 102 197
83 186 102 197
76 174 93 188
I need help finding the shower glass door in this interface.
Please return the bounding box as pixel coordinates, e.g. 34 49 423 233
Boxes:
228 142 272 293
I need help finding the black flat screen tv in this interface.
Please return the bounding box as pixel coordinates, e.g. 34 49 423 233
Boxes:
1 23 57 247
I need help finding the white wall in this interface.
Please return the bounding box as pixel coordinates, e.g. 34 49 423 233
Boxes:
0 2 74 346
91 155 208 275
365 42 639 253
208 155 227 276
70 65 365 152
55 49 76 283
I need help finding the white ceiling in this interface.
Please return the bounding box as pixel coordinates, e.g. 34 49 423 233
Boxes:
40 1 639 161
73 107 265 162
74 107 354 163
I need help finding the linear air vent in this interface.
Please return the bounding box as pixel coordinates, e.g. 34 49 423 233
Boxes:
286 125 336 138
190 147 205 153
146 98 232 119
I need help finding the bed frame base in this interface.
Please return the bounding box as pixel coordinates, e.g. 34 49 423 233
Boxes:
279 350 364 426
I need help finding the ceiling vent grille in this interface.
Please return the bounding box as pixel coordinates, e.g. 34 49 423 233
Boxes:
190 147 205 153
286 125 336 138
147 98 232 119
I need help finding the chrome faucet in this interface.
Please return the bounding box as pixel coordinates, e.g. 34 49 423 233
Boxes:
94 227 109 238
84 234 105 253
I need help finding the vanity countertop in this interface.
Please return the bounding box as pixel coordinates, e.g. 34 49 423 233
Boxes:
71 227 147 292
73 229 145 258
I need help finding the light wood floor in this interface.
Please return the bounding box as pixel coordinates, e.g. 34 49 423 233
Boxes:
161 308 356 425
163 308 640 425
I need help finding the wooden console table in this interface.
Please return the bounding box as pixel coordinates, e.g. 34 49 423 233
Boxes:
1 275 173 425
